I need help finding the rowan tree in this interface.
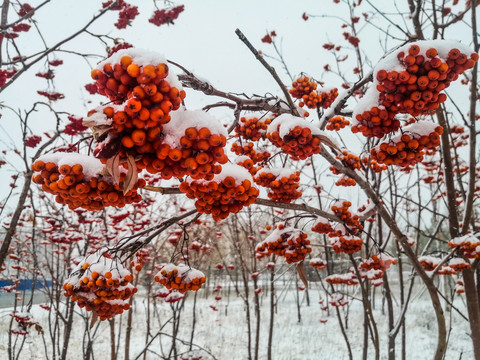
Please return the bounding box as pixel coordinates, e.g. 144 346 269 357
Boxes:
1 1 480 360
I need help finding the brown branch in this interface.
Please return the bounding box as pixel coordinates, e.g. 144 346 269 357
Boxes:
1 0 51 30
409 0 425 39
0 132 60 268
436 108 460 238
461 5 479 235
235 28 299 117
143 186 342 222
319 145 447 360
319 71 373 129
0 2 115 93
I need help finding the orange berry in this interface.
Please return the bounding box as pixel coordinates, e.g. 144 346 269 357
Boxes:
127 64 140 77
131 129 146 146
122 136 135 148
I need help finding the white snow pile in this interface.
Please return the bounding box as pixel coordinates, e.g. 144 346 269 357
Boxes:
162 108 227 147
267 113 322 138
418 255 441 268
449 234 480 247
449 258 470 267
312 216 331 228
156 263 205 283
256 167 297 179
37 152 105 181
83 104 124 126
97 48 183 90
65 249 131 288
325 272 359 285
309 258 326 268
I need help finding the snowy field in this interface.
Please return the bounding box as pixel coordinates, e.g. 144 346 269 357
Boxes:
0 281 473 360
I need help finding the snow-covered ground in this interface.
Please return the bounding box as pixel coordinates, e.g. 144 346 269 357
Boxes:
0 281 473 360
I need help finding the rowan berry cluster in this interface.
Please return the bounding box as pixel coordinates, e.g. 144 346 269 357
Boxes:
330 201 363 234
231 141 271 164
448 234 480 259
289 76 338 109
91 50 183 106
358 254 397 282
235 116 271 141
309 258 327 270
359 254 397 272
456 280 465 294
418 255 441 271
178 164 259 221
352 42 478 138
289 76 319 107
335 176 356 187
326 115 350 131
154 263 206 293
63 253 137 321
329 293 349 307
361 157 387 173
130 249 151 272
32 154 144 211
437 266 456 276
316 88 338 109
254 168 302 203
448 258 471 272
256 224 312 264
235 156 259 176
311 216 333 234
267 114 322 160
325 272 359 286
329 233 363 254
370 121 443 167
143 111 228 179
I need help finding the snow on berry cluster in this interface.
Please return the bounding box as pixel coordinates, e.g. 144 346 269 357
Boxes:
154 263 206 293
448 234 480 259
179 164 259 221
311 201 364 253
256 224 312 264
309 258 327 270
235 115 271 141
63 251 137 321
289 76 338 110
352 40 478 139
370 120 443 167
267 114 323 160
254 168 302 203
32 153 144 211
359 254 397 286
326 115 350 131
325 271 359 286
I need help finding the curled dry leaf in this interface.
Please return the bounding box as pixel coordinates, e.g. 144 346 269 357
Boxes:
106 155 121 184
123 154 138 195
297 262 309 288
82 122 111 141
89 308 98 329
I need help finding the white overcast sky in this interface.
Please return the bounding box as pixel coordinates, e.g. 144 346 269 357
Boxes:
0 0 474 211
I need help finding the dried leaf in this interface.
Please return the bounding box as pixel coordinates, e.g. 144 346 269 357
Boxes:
297 262 309 288
106 155 121 184
91 125 112 141
123 154 138 195
34 324 44 335
90 309 98 329
82 120 98 128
